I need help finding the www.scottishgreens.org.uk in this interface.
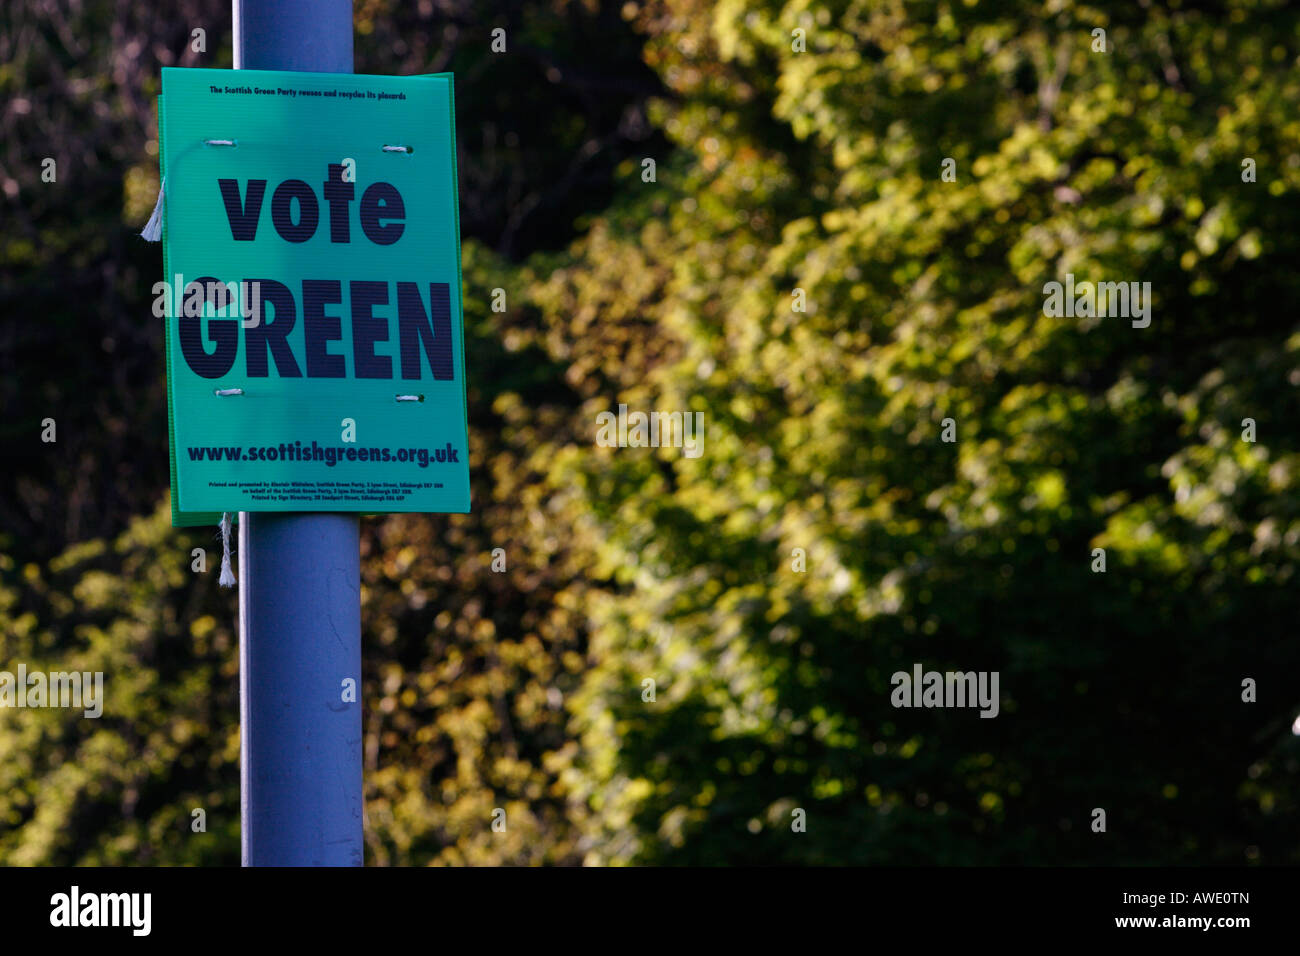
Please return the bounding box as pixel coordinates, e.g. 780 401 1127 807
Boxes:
187 441 460 467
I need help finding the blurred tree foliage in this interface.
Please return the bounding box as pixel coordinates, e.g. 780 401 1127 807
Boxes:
3 0 1300 865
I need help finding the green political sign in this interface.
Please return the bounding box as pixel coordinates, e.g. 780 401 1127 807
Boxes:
156 67 469 526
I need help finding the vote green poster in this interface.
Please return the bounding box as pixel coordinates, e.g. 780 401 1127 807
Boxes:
157 67 470 526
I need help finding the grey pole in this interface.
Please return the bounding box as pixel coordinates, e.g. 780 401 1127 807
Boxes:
234 0 362 867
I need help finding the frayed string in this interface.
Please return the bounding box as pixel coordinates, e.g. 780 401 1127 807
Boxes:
141 177 165 242
218 513 236 587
